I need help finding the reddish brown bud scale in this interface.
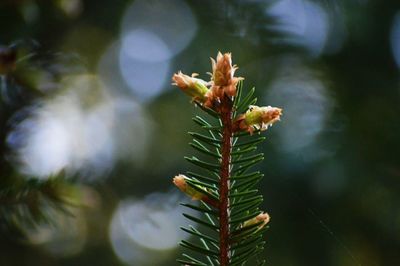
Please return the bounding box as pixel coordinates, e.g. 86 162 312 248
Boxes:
209 52 244 101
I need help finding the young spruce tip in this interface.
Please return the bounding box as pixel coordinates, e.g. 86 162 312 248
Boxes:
172 52 282 266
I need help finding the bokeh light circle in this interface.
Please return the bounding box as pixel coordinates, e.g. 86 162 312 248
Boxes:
121 0 197 59
7 74 152 180
117 0 197 101
265 59 334 154
109 192 198 265
266 0 329 56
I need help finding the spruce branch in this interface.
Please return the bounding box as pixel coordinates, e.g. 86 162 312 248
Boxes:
172 52 282 265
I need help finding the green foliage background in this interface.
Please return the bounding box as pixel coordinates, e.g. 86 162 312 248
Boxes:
1 0 400 265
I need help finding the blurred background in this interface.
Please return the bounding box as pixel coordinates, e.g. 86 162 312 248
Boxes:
0 0 399 265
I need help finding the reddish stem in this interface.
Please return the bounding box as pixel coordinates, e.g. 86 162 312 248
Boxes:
219 96 233 265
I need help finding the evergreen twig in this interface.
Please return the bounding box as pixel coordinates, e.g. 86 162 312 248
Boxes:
172 52 282 265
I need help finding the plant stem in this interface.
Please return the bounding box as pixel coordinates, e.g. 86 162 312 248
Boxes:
219 95 233 265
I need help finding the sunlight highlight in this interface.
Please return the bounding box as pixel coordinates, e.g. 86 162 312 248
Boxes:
7 74 152 180
109 192 198 265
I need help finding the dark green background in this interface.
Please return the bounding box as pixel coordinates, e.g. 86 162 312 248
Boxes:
1 0 399 265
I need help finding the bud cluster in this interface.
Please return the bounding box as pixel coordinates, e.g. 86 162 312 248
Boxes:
172 52 282 134
172 52 243 109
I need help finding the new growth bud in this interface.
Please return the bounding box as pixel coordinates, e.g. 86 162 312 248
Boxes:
172 72 209 103
211 52 235 87
173 174 207 201
209 52 243 99
234 105 282 134
242 212 270 231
